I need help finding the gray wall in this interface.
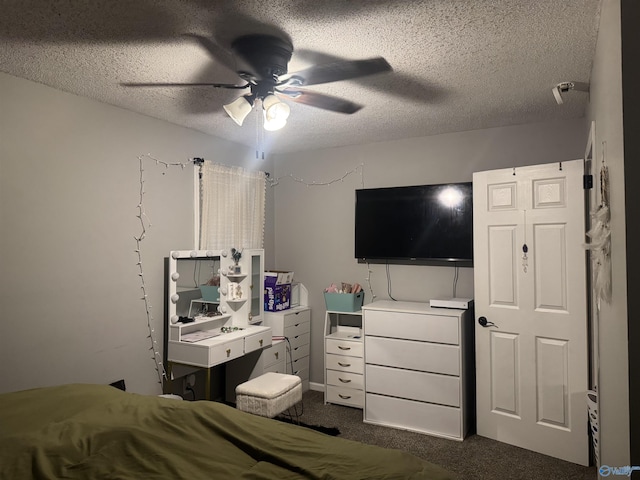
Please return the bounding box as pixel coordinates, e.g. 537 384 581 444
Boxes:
0 72 275 395
271 118 588 389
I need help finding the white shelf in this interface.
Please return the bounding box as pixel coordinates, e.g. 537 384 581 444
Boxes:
226 298 247 306
326 329 362 341
225 273 247 281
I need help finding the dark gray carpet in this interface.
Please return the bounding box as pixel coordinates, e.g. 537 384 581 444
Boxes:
294 390 596 480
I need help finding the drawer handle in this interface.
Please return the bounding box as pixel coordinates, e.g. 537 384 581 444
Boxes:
338 394 352 399
338 378 351 383
275 352 279 359
259 339 263 346
338 362 351 367
338 346 351 350
226 348 231 357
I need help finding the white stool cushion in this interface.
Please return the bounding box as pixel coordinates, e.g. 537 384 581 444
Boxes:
236 373 302 418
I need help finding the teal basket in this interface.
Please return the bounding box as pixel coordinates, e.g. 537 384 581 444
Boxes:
199 285 220 302
323 291 364 312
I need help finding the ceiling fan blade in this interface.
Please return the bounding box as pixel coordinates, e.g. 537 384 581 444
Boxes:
277 89 363 114
283 57 391 87
183 34 238 73
121 82 249 89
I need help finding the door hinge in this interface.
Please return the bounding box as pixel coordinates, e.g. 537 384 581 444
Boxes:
583 174 593 189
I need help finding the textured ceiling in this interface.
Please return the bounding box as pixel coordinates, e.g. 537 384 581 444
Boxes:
0 1 601 154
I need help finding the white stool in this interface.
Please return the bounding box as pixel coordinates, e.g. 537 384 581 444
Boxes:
235 372 302 418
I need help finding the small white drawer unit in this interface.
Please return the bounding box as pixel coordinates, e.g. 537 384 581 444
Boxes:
324 310 364 408
363 300 474 441
263 306 311 392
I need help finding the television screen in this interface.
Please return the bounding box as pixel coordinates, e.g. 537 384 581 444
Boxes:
355 182 473 264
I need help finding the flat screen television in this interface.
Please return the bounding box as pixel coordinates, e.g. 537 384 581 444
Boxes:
355 182 473 265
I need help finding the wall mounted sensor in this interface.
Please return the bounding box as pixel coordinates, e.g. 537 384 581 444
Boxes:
553 81 589 105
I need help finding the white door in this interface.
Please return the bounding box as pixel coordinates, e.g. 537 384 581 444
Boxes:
473 159 588 466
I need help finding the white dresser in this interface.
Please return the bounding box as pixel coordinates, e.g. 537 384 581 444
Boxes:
263 306 311 392
362 300 474 441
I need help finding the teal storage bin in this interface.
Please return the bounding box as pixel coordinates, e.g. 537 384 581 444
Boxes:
199 285 220 302
324 291 364 312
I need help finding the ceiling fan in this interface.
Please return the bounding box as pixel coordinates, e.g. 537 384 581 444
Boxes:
122 34 392 131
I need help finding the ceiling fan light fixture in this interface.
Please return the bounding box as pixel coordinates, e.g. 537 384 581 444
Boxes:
262 94 290 122
223 95 254 126
263 111 287 131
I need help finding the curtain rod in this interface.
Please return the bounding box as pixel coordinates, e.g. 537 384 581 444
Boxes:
191 157 269 177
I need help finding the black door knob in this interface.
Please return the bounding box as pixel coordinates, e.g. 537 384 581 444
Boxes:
478 316 498 328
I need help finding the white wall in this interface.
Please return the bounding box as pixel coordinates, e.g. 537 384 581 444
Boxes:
0 72 274 395
586 0 630 468
272 118 588 386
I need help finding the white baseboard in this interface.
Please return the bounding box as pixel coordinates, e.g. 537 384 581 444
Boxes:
309 381 324 392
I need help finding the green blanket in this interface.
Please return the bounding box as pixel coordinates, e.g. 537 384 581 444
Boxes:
0 384 454 479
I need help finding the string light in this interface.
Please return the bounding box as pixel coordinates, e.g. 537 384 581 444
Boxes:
267 162 365 188
365 261 377 302
136 153 199 386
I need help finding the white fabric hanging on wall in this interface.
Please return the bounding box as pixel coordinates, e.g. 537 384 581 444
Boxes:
199 162 266 250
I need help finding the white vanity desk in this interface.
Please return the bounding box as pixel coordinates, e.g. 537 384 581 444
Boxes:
164 249 270 400
167 315 272 400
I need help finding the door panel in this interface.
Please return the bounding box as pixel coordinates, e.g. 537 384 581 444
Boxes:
474 160 588 466
533 223 567 311
488 226 519 307
490 331 520 417
535 337 569 428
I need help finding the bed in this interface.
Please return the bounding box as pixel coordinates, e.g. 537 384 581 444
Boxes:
0 384 454 479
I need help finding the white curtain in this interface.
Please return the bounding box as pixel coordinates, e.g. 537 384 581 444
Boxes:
199 162 266 250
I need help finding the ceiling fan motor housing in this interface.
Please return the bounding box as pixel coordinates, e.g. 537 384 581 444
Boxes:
231 34 293 84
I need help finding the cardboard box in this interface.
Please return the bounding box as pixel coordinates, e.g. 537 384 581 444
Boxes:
264 271 294 312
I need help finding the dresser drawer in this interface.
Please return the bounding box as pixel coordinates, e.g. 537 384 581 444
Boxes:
284 320 310 339
365 309 459 345
264 308 310 336
244 329 272 353
326 338 363 357
283 308 311 328
365 393 461 439
289 342 310 362
262 341 286 369
286 355 309 377
264 361 285 374
326 369 364 389
365 336 459 375
288 332 309 350
366 364 460 407
285 368 309 382
327 385 364 407
325 353 364 374
208 338 245 365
